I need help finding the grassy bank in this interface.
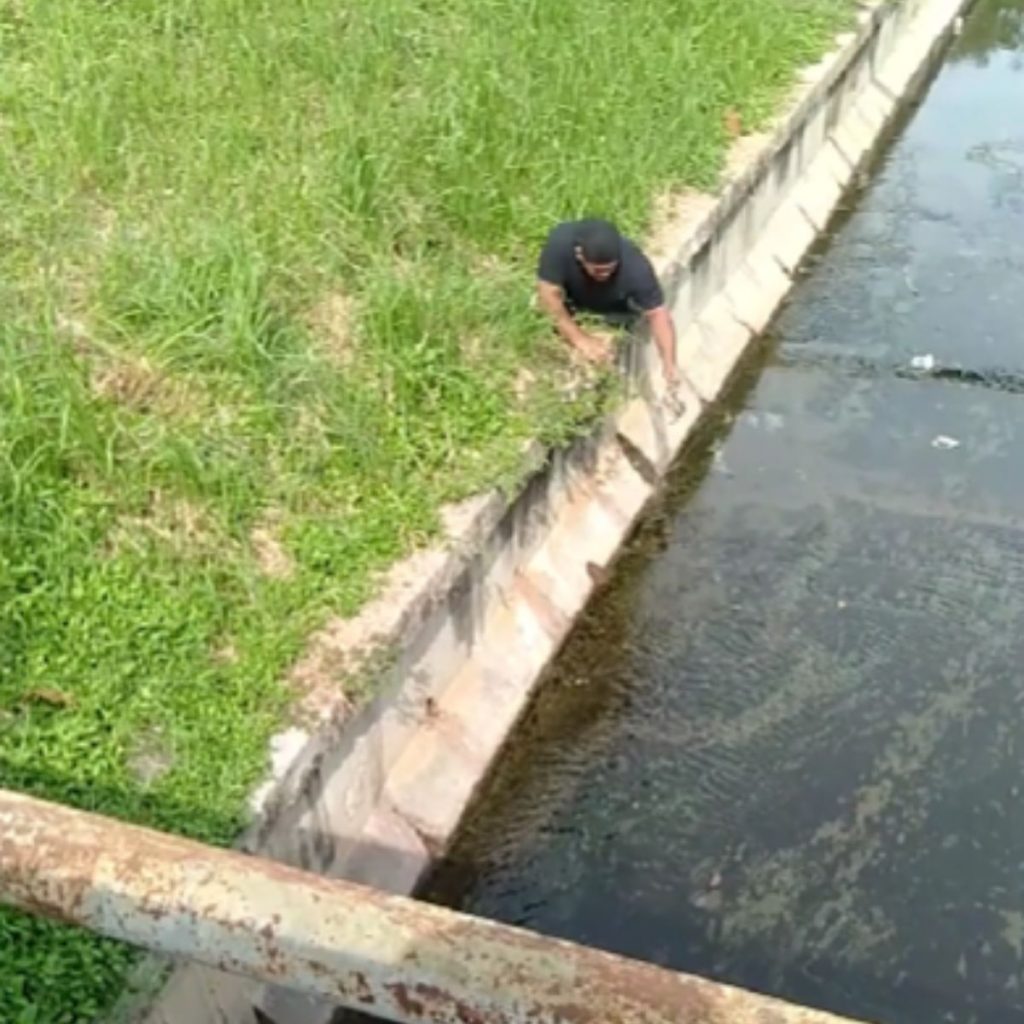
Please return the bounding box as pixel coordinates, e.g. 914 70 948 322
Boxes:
0 0 851 1017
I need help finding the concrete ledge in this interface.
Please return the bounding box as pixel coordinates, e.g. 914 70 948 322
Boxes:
115 0 972 1020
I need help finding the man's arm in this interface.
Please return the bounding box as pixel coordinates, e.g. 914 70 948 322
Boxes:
536 280 612 364
630 249 679 388
645 304 678 386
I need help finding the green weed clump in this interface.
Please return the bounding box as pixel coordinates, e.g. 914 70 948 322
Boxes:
0 0 850 1017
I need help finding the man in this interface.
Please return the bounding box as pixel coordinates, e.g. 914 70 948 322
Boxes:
536 218 678 389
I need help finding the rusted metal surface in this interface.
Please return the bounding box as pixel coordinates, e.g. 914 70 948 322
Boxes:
0 789 869 1024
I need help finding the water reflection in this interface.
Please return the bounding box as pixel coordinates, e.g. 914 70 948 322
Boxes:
953 0 1024 64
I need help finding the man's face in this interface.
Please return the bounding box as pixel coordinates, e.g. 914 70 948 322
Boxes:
576 248 619 283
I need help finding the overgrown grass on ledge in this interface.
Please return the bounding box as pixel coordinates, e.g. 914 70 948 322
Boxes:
0 0 851 1017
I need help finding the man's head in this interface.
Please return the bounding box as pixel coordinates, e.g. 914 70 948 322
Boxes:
574 219 621 282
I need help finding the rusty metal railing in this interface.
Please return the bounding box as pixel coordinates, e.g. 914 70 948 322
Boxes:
0 789 864 1024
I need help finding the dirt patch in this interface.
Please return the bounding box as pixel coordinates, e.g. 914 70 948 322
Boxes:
250 518 296 580
475 252 517 279
723 129 772 179
55 310 94 356
91 356 164 409
461 333 486 363
89 352 206 420
513 367 538 404
308 290 356 368
107 490 225 560
724 107 745 140
645 189 718 270
213 639 240 665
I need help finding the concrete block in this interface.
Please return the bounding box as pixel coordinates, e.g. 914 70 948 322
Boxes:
511 566 573 641
203 969 262 1021
260 989 334 1024
723 262 764 332
875 0 959 95
384 616 548 848
819 136 855 189
859 79 897 127
686 293 753 404
795 157 844 230
569 477 645 567
616 397 671 473
718 201 755 288
728 246 792 336
745 165 787 243
341 804 431 894
383 723 482 845
676 319 706 374
873 8 900 68
280 733 384 868
797 99 830 175
142 964 261 1024
875 39 917 96
836 82 886 166
509 578 562 666
686 245 718 320
446 649 536 756
764 201 818 276
395 627 481 735
851 91 885 141
520 557 586 634
669 273 696 333
593 456 655 526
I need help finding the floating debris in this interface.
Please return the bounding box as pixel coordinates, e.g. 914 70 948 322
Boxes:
712 448 733 476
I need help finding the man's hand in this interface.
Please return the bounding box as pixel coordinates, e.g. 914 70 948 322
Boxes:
576 331 615 367
664 379 686 420
537 280 615 368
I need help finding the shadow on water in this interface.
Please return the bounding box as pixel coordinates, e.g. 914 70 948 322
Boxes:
955 0 1024 62
414 3 1024 1024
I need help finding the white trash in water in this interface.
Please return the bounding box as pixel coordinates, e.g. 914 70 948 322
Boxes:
911 353 936 371
931 434 961 450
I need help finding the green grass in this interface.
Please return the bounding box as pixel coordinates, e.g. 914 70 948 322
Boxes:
0 0 851 1017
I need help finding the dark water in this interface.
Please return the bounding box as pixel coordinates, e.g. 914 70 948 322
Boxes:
426 4 1024 1023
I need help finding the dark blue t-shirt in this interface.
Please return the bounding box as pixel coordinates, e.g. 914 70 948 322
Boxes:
537 220 664 316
